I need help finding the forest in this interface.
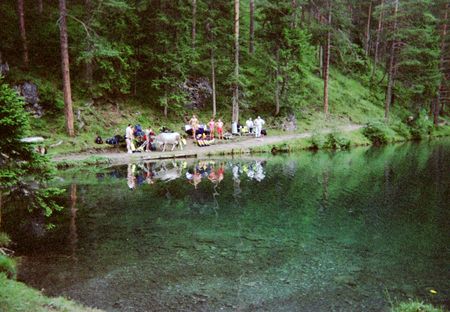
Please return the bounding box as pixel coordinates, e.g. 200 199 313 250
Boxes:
0 0 448 139
0 1 449 311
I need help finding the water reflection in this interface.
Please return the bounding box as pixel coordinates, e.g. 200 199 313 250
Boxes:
4 141 449 312
117 160 267 191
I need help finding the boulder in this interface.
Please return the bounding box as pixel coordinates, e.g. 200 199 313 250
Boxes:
181 77 212 109
15 82 43 118
282 113 297 131
0 62 9 77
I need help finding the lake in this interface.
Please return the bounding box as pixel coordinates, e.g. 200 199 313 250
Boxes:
3 140 449 311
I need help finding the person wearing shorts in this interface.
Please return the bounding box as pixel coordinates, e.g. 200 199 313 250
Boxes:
216 119 224 139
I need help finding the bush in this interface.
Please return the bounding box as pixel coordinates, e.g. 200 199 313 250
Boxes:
324 133 351 150
363 121 391 145
390 120 411 139
309 133 326 150
410 110 433 140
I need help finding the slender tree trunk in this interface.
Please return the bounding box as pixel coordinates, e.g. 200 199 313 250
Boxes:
275 47 280 116
372 0 384 79
163 91 168 118
211 49 217 117
192 0 197 49
323 1 332 115
38 0 43 14
207 20 217 117
436 3 448 125
249 0 254 54
232 0 240 124
291 0 297 28
83 0 93 89
319 45 323 77
17 0 29 69
59 0 75 137
365 1 372 56
385 0 399 121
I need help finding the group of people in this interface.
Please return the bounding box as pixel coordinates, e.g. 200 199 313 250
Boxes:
123 114 267 154
188 115 224 140
188 115 266 140
244 116 266 138
125 124 154 154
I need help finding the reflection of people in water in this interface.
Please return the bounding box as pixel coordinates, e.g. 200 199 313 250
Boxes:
232 164 241 200
127 163 137 190
208 162 225 186
144 162 155 184
187 164 203 189
244 161 266 182
191 169 202 189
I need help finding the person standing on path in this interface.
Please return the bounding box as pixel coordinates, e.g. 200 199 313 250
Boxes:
208 118 216 139
246 117 254 134
216 119 224 140
189 114 199 140
125 124 135 154
254 116 265 138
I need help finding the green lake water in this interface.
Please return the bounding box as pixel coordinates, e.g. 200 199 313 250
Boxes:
4 140 450 311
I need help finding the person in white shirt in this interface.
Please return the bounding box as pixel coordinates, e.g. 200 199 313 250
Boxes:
125 124 134 154
246 118 254 134
254 116 265 138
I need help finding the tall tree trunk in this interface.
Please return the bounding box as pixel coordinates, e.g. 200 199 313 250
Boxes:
275 47 281 116
319 45 323 77
17 0 29 69
83 0 93 90
207 20 217 117
59 0 75 137
291 0 297 28
249 0 254 54
372 0 384 79
323 1 332 115
38 0 43 14
384 0 399 121
192 0 197 49
436 3 448 125
232 0 240 124
163 91 168 118
211 49 217 117
365 1 372 56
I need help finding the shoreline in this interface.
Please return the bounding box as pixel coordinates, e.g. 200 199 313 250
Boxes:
52 124 364 166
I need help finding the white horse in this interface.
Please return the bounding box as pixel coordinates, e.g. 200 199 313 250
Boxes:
154 132 184 152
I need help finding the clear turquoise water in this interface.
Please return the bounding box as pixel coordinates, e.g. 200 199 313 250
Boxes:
4 140 450 311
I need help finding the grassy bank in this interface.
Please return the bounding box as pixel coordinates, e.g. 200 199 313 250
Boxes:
0 273 102 312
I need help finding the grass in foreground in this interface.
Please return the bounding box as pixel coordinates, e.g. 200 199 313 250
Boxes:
0 273 102 312
391 300 446 312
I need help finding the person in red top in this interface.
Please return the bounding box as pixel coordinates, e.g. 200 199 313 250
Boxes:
216 119 224 140
208 118 215 139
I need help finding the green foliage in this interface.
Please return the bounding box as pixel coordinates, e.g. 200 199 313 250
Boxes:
0 256 16 280
309 132 327 150
0 273 101 312
0 79 63 234
391 301 444 312
363 121 392 145
310 132 351 150
0 234 11 248
410 110 434 140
